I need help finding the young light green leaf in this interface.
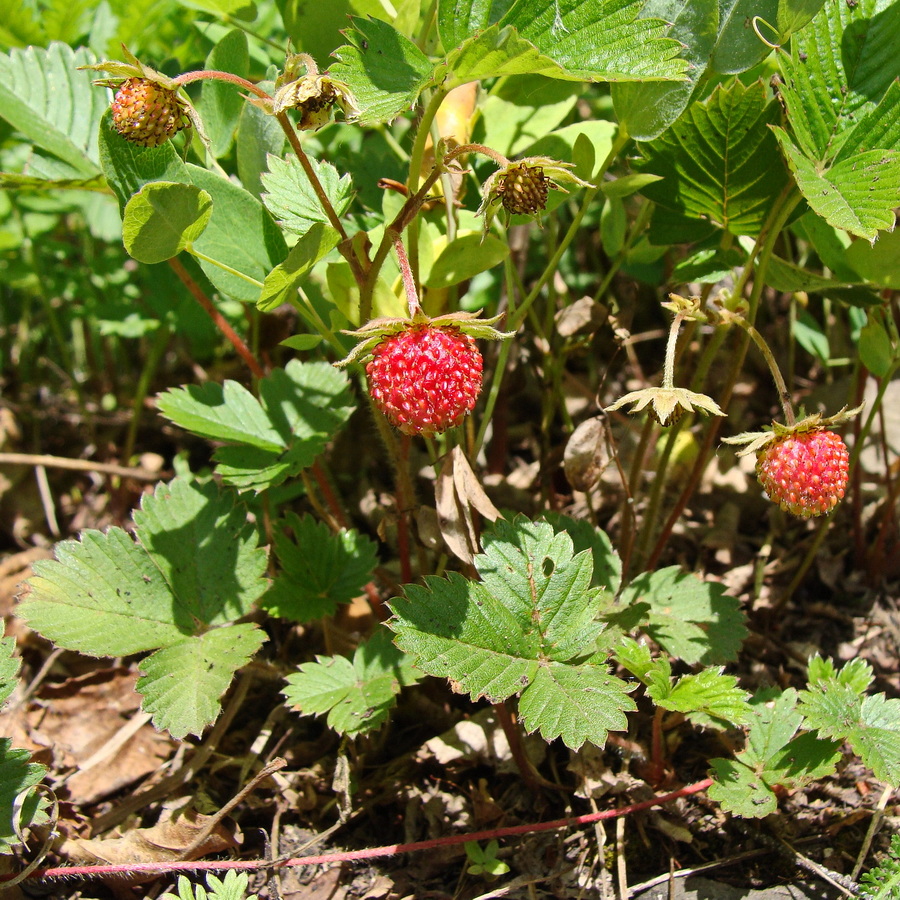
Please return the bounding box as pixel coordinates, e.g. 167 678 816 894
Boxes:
199 29 250 159
858 316 893 378
283 627 420 736
498 0 689 82
793 309 829 365
0 739 46 854
138 624 265 740
258 223 341 312
390 517 636 750
330 17 437 125
262 513 379 621
162 870 257 900
157 361 355 492
637 80 790 239
708 689 841 817
123 183 213 264
424 234 510 290
0 636 18 708
444 24 565 82
261 154 353 238
618 565 747 664
185 164 289 302
652 667 753 730
0 43 105 180
774 129 900 241
777 0 900 164
845 229 900 289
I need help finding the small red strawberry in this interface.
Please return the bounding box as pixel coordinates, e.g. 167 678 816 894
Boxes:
756 429 849 518
111 77 189 147
366 324 483 437
336 311 513 438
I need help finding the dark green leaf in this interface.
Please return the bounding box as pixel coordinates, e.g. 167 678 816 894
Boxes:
199 29 250 159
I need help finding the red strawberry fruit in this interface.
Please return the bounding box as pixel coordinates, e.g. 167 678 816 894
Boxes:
366 324 483 437
756 429 849 518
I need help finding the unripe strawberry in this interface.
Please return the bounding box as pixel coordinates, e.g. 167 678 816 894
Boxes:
756 429 849 518
498 162 550 214
365 324 483 437
111 77 188 147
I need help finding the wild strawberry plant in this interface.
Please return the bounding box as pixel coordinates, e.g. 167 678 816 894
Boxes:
0 0 899 886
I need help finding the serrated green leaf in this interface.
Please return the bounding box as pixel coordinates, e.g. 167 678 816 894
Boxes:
330 17 437 125
19 478 269 656
709 689 841 817
138 624 265 739
0 43 105 180
652 667 753 730
262 513 379 621
498 0 688 82
185 164 289 302
619 566 747 664
261 154 353 238
637 80 790 239
0 739 46 854
778 0 900 163
199 29 250 159
444 24 565 81
799 678 900 786
707 757 780 817
158 361 355 492
283 627 419 736
258 223 341 312
437 0 510 51
0 637 19 708
774 129 900 241
424 234 509 289
611 0 717 141
122 183 213 264
834 80 900 163
542 513 621 593
389 517 635 750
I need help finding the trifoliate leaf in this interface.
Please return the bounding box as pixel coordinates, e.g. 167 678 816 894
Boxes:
283 627 420 736
799 678 900 786
389 517 636 750
618 566 747 665
19 479 270 737
653 667 753 730
637 80 790 239
262 513 379 621
157 361 355 492
708 689 841 817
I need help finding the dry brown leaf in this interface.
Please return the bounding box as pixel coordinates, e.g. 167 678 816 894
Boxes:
60 804 237 866
564 417 610 492
435 447 501 564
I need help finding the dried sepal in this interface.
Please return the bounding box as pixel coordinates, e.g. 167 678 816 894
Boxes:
606 387 725 427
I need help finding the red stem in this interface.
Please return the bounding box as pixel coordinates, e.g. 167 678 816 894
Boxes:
12 779 714 882
173 69 271 100
168 258 265 380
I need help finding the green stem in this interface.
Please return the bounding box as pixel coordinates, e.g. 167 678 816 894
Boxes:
187 248 264 288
